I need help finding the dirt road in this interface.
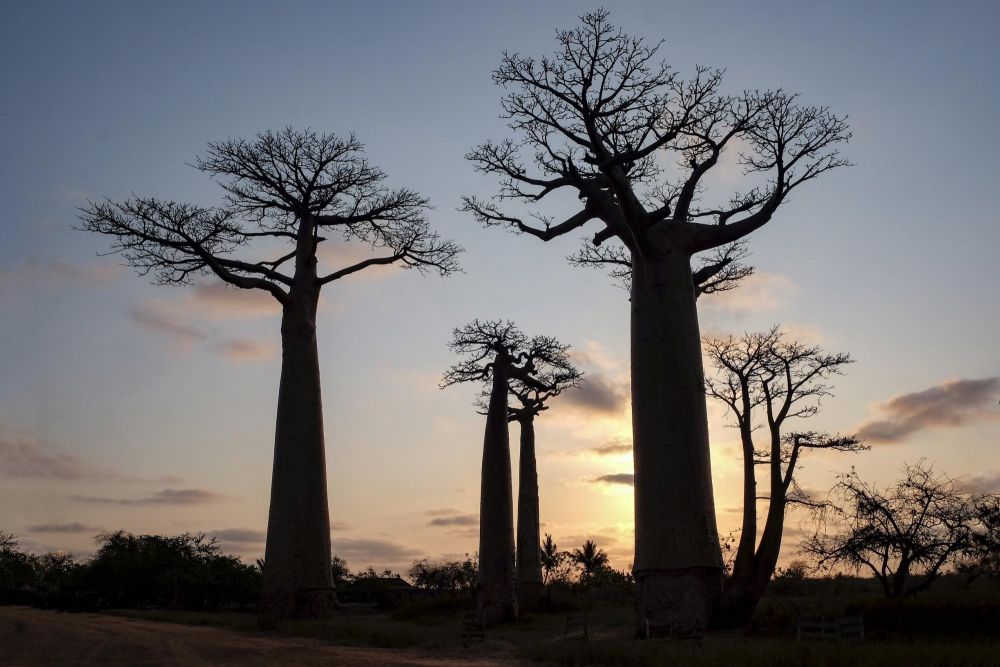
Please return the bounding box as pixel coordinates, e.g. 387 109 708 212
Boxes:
0 607 515 666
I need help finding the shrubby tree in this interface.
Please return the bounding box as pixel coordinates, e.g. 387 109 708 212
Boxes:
463 9 849 626
704 328 865 625
408 556 478 594
958 496 1000 582
78 128 462 624
802 461 984 597
442 320 576 624
540 534 571 584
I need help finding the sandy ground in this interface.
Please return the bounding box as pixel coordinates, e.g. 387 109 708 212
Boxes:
0 607 515 667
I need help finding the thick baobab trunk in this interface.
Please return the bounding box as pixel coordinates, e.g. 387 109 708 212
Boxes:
259 287 335 627
516 416 543 609
478 355 517 625
631 247 723 633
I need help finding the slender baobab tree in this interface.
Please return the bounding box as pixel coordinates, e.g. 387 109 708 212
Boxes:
442 320 576 624
504 342 581 608
462 9 849 626
704 328 864 626
78 128 462 625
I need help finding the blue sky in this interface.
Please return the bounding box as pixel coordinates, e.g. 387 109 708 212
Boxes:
1 1 998 570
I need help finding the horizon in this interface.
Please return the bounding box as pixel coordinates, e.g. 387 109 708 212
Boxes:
2 0 999 576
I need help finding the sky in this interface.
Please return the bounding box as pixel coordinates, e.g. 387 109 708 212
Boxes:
1 0 998 573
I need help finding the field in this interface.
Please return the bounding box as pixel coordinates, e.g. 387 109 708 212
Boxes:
4 577 998 666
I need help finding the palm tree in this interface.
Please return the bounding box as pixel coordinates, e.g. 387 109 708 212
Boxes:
570 540 610 583
540 534 565 584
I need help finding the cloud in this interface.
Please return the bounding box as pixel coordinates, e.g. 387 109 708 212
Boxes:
128 303 207 343
0 427 115 480
561 374 629 415
428 514 478 527
316 242 402 282
213 337 273 361
591 473 635 486
856 377 1000 443
590 438 632 456
210 528 266 544
0 259 119 288
424 508 463 517
956 471 1000 494
69 488 224 506
700 272 797 317
330 521 353 531
189 283 281 319
26 522 98 534
332 538 422 565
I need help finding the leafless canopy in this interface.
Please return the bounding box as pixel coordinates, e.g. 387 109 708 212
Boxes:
78 127 462 304
462 9 849 282
802 461 988 597
704 328 865 504
442 319 582 416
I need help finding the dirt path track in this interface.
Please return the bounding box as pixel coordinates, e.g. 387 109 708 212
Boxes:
0 607 512 666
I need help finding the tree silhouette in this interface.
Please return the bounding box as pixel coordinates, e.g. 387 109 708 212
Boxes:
803 461 983 597
540 534 567 584
442 320 574 624
569 540 610 583
463 9 849 627
78 128 462 625
503 340 580 607
704 328 865 626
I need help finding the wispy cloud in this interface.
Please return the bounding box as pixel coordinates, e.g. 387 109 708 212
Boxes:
956 471 1000 494
129 302 207 344
26 522 99 534
189 283 281 319
700 272 796 317
589 438 632 456
0 426 116 480
213 337 273 361
856 377 1000 443
69 488 224 506
210 528 266 544
428 514 478 527
332 537 422 566
561 374 629 415
591 473 635 487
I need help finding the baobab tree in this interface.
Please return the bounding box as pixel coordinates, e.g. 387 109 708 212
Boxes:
442 320 576 624
704 328 865 626
462 9 849 626
78 128 462 625
504 344 581 607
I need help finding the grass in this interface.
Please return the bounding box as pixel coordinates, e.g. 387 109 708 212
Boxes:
104 578 1000 666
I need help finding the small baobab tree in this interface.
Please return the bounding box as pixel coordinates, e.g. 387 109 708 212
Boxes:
704 328 865 626
802 461 984 597
78 128 462 625
442 320 576 624
503 343 581 607
462 9 850 627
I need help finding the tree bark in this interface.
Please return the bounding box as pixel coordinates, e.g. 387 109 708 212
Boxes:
259 285 335 627
516 416 543 610
717 423 760 627
478 354 517 625
631 245 723 632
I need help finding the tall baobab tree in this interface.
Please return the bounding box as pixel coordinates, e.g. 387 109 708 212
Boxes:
442 320 576 624
505 342 581 607
462 10 849 626
78 128 462 625
704 329 865 626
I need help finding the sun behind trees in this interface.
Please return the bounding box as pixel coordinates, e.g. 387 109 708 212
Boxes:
704 328 866 626
442 320 580 624
77 128 462 626
462 9 850 627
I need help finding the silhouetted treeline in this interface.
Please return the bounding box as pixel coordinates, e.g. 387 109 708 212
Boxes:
0 531 259 611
